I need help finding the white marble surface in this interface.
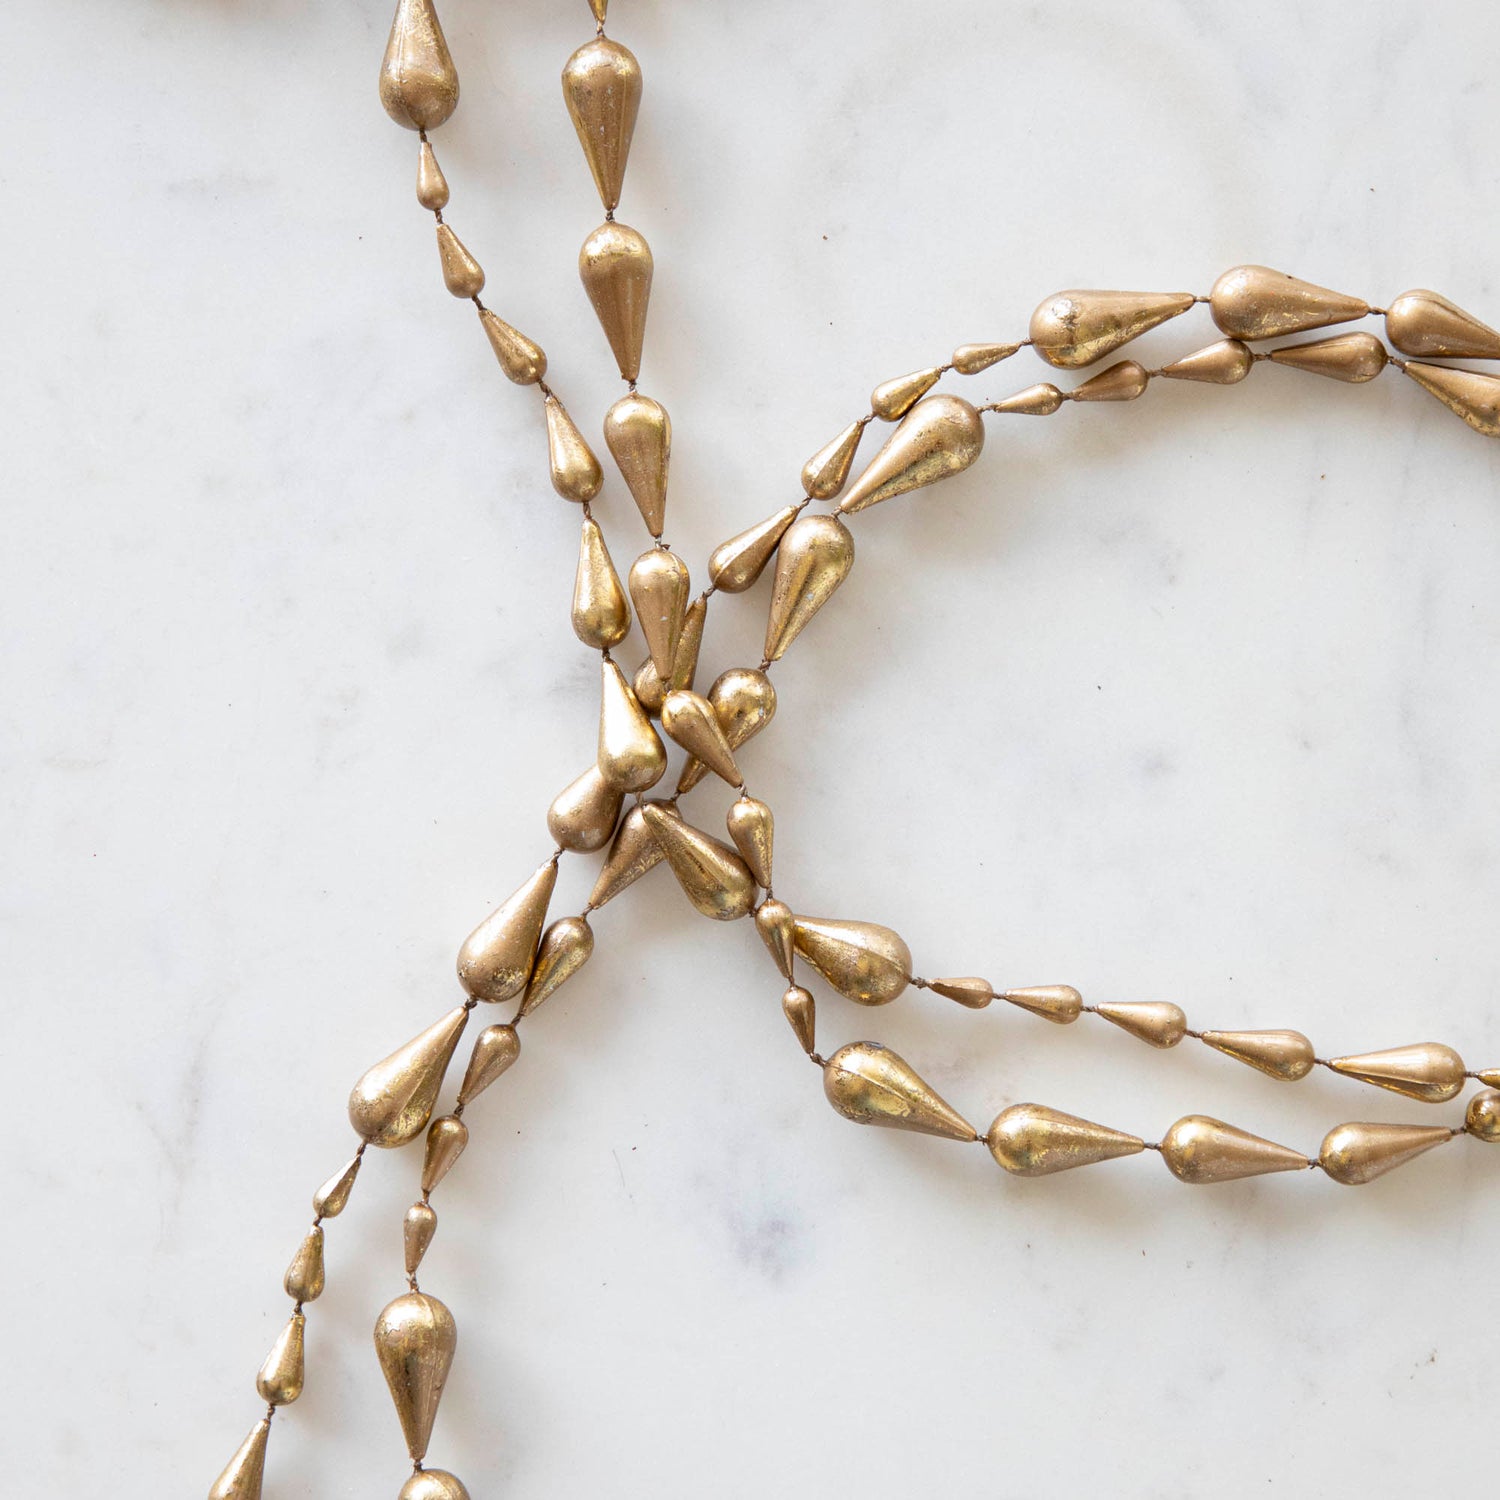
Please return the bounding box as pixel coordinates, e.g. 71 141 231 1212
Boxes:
6 1 1500 1494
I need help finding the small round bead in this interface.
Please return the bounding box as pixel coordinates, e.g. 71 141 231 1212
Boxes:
1466 1089 1500 1142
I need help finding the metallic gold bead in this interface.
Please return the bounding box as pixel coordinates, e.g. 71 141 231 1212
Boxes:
579 221 653 383
927 976 993 1009
838 395 985 513
755 898 796 978
633 597 706 713
1466 1090 1500 1142
456 860 558 1004
588 800 674 907
456 1024 520 1107
1158 338 1254 384
1209 264 1368 341
547 764 624 853
401 1471 471 1500
793 916 911 1006
952 341 1020 375
1200 1028 1315 1082
1001 985 1082 1024
313 1153 362 1219
763 514 855 661
1327 1043 1467 1103
379 0 459 131
677 667 777 794
256 1312 306 1406
597 659 667 792
1385 288 1500 360
985 382 1064 416
871 367 942 420
1094 1000 1187 1049
373 1292 457 1464
421 1115 469 1193
561 37 641 212
1267 332 1388 383
416 139 449 210
603 393 670 537
1159 1115 1309 1184
801 420 866 500
1476 1067 1500 1088
1402 362 1500 438
1319 1121 1454 1186
1073 359 1150 401
589 0 608 20
572 517 631 650
725 796 774 889
782 984 816 1053
662 690 742 788
1030 289 1195 369
478 307 546 385
823 1041 976 1141
208 1419 269 1500
986 1104 1144 1176
545 396 604 503
628 549 690 681
283 1226 325 1303
404 1201 438 1276
640 804 757 920
435 223 484 298
519 915 594 1017
708 505 799 594
348 1007 469 1148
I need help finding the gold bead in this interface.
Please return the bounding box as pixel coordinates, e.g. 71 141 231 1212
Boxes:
544 396 604 503
633 595 706 713
927 977 993 1009
561 37 641 213
456 860 558 1003
588 800 673 907
823 1041 976 1141
421 1115 468 1193
1267 332 1388 383
793 916 911 1006
1327 1042 1467 1103
1001 984 1082 1024
255 1312 306 1406
379 0 459 131
478 307 546 385
416 139 449 211
1319 1121 1454 1186
725 796 774 888
782 984 816 1053
579 221 653 383
985 382 1064 416
588 0 609 21
640 804 757 920
547 764 624 853
952 341 1021 375
435 223 484 298
838 395 985 514
597 658 667 792
662 689 742 788
404 1201 438 1276
1159 1115 1309 1184
1476 1067 1500 1088
603 393 671 537
457 1024 520 1107
1199 1028 1315 1082
313 1153 362 1218
1209 264 1368 341
572 517 631 650
677 667 777 794
283 1226 325 1303
763 514 855 661
1402 361 1500 438
1072 359 1150 402
348 1007 469 1148
871 366 942 420
1030 289 1195 369
1158 338 1254 384
755 898 796 978
208 1419 270 1500
401 1471 471 1500
373 1291 457 1464
1094 1000 1187 1048
986 1104 1144 1177
801 420 866 500
1466 1090 1500 1142
628 549 690 681
708 505 799 594
1386 288 1500 360
519 915 594 1017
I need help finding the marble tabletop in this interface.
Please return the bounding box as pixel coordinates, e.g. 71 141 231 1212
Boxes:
6 1 1500 1495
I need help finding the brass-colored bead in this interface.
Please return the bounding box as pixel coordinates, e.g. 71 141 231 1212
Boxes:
1267 332 1388 383
435 223 484 298
782 984 816 1053
1200 1028 1315 1082
547 764 624 853
838 395 985 514
597 658 667 792
1094 1000 1187 1049
1072 359 1150 402
628 549 690 681
823 1041 976 1141
633 656 666 715
793 916 911 1006
456 860 558 1004
1209 265 1368 341
1030 289 1195 369
1159 1115 1310 1184
1476 1067 1500 1088
763 514 855 662
640 804 757 920
662 689 742 788
725 796 774 888
348 1007 469 1148
588 0 608 21
588 800 674 907
519 914 594 1017
1001 985 1083 1024
986 382 1064 416
401 1470 471 1500
1466 1089 1500 1142
927 976 993 1009
1402 361 1500 438
416 139 449 211
404 1201 438 1276
871 367 942 420
986 1103 1144 1177
603 393 671 537
313 1153 362 1219
755 898 796 978
1159 338 1254 385
708 505 799 594
1327 1042 1467 1103
373 1291 457 1464
421 1115 468 1194
561 37 641 212
208 1419 270 1500
283 1226 326 1303
545 396 604 503
379 0 459 132
677 668 777 793
478 307 547 385
801 420 866 501
952 341 1021 375
579 221 653 383
1386 288 1500 360
572 517 631 650
635 596 706 713
1319 1121 1454 1186
457 1024 520 1107
256 1312 306 1406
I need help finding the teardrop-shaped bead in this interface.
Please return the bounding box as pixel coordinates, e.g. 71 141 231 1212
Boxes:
677 668 777 793
1094 1000 1187 1048
1319 1121 1454 1186
421 1115 469 1193
519 914 594 1016
1159 338 1254 385
1478 1067 1500 1088
952 341 1021 375
633 597 705 713
662 689 742 787
283 1226 326 1303
256 1313 305 1406
547 764 624 853
801 420 866 500
404 1201 438 1277
1402 362 1500 438
628 550 690 681
986 1104 1144 1176
793 916 911 1006
603 393 671 536
348 1007 469 1147
1326 1042 1467 1103
579 222 653 382
478 307 547 385
435 223 484 298
1210 265 1369 341
928 977 993 1009
373 1291 457 1464
725 797 774 888
379 0 460 131
986 382 1065 416
1200 1028 1315 1082
572 517 631 650
640 804 757 920
782 985 816 1053
1002 984 1083 1024
313 1153 362 1218
838 395 985 514
456 860 558 1004
208 1419 270 1500
823 1041 976 1141
561 37 642 212
1386 288 1500 360
456 1024 520 1106
588 0 609 21
871 367 942 420
763 514 855 662
1160 1115 1310 1184
416 139 449 210
1268 332 1387 383
588 800 674 907
544 397 604 503
1073 359 1150 401
755 898 796 978
401 1468 471 1500
1466 1090 1500 1142
1030 289 1196 369
708 505 799 593
597 659 666 792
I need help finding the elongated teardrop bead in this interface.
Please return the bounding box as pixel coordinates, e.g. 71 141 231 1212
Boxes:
629 549 690 681
456 860 558 1004
1268 332 1387 383
793 916 911 1006
457 1024 520 1106
547 764 624 853
823 1041 976 1141
380 0 460 131
580 222 653 382
561 38 642 212
1094 1000 1187 1048
374 1292 457 1463
1030 289 1195 369
1386 289 1500 360
927 976 993 1009
572 517 630 650
1200 1028 1315 1082
436 224 484 298
421 1115 468 1193
1210 265 1368 341
838 395 985 513
871 367 942 420
1467 1090 1500 1142
588 0 609 20
597 659 666 792
208 1419 270 1500
662 689 742 787
755 898 796 978
952 341 1020 375
402 1472 471 1500
1327 1043 1467 1102
1002 985 1082 1023
1402 362 1500 438
1319 1122 1454 1185
604 393 671 536
519 915 594 1016
349 1007 469 1147
633 597 705 711
708 505 799 593
1478 1068 1500 1088
641 804 757 920
782 984 816 1053
1073 359 1150 401
763 514 855 661
725 796 774 888
1159 338 1254 384
987 1104 1144 1176
256 1313 306 1405
478 307 546 385
313 1153 362 1218
985 382 1064 416
545 397 604 502
590 801 673 907
404 1201 438 1277
416 140 449 210
677 668 776 793
801 420 865 500
284 1227 326 1303
1160 1115 1309 1183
